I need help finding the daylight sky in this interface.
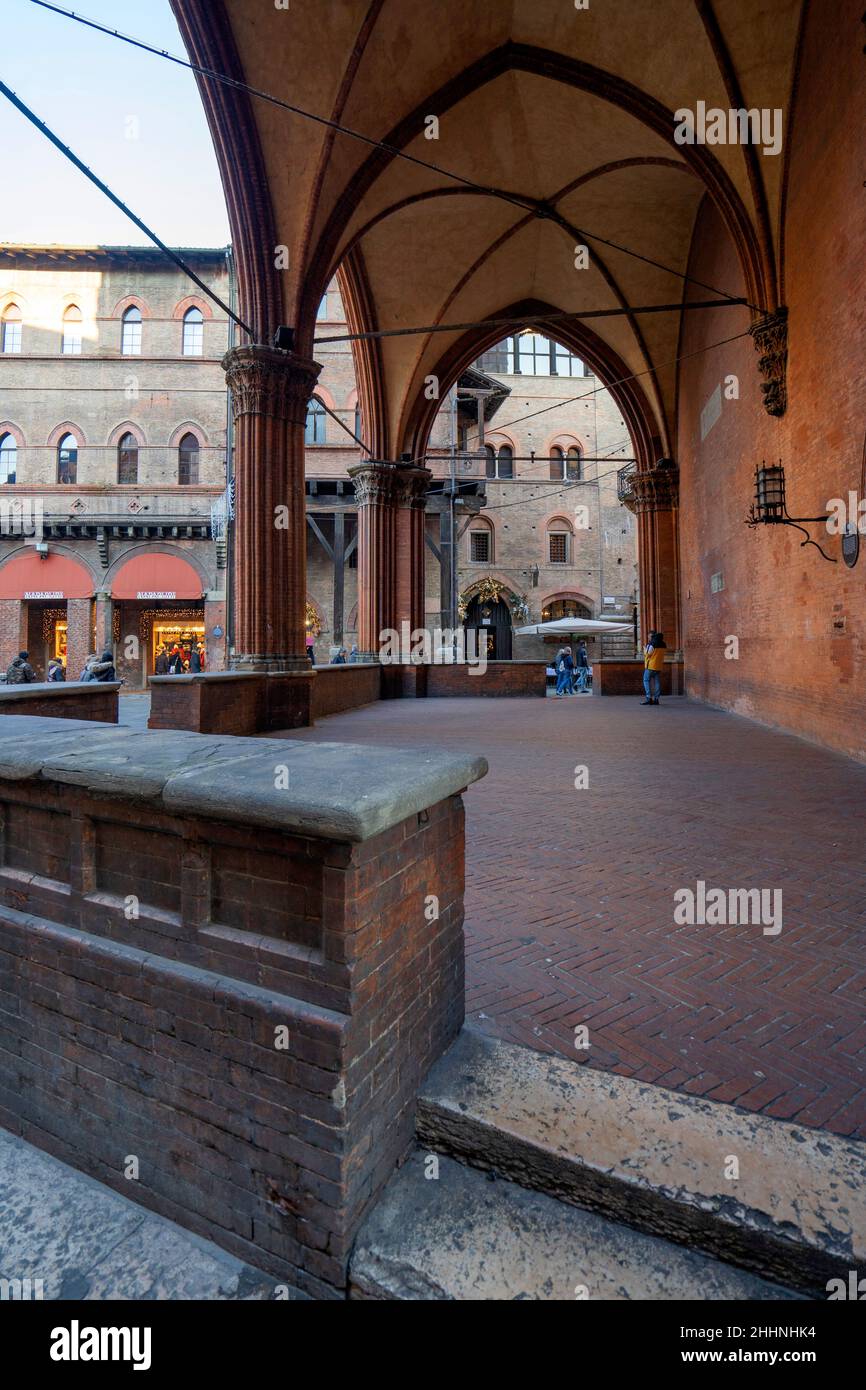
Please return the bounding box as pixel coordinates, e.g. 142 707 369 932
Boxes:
1 0 231 247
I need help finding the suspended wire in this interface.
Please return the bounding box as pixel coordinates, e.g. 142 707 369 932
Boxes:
314 299 747 347
0 78 253 337
28 0 752 310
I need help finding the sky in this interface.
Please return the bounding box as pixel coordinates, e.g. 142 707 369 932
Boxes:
1 0 231 248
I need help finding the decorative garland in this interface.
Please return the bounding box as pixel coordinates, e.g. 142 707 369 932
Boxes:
138 607 206 643
458 576 503 620
41 608 67 642
510 593 531 624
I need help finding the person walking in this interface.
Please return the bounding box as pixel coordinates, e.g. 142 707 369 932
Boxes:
189 644 202 673
168 645 184 675
642 629 667 704
555 646 574 696
6 651 36 684
47 657 65 682
574 640 590 692
155 645 170 675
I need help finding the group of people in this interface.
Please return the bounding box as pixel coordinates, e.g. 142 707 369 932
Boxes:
154 642 206 675
3 648 117 684
330 646 360 665
554 641 591 696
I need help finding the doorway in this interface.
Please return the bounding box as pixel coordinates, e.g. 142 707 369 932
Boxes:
464 595 512 660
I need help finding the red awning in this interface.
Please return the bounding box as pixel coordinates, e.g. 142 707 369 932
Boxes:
0 551 93 599
111 553 204 601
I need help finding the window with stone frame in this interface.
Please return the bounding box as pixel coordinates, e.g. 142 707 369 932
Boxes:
62 305 82 355
57 433 78 484
178 433 200 485
118 432 139 485
121 305 142 355
0 433 17 484
549 531 569 564
1 304 22 354
182 307 204 356
470 529 491 563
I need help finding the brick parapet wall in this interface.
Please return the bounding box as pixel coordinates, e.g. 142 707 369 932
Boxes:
0 732 474 1295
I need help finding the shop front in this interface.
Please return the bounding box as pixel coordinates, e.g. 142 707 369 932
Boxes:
0 551 95 679
110 551 211 688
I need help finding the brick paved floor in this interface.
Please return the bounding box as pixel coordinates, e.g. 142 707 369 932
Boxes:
286 695 866 1141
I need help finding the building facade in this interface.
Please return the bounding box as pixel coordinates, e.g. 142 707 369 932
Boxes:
0 245 231 686
0 253 638 678
304 288 639 663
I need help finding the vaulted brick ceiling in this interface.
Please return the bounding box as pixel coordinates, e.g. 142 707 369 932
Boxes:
173 0 804 455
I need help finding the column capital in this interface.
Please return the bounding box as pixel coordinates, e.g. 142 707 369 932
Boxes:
394 464 432 509
222 344 321 423
347 460 401 508
621 460 679 514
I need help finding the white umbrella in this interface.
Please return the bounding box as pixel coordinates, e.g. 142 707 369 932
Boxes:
514 617 633 636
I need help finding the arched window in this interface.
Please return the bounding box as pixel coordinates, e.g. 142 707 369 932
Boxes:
305 396 326 445
497 444 514 479
117 431 138 485
178 432 199 485
0 433 17 484
484 444 496 479
1 304 22 354
549 446 564 481
182 306 204 356
62 305 82 355
547 519 574 565
121 305 142 356
316 293 328 320
566 446 582 481
468 518 493 564
57 433 78 484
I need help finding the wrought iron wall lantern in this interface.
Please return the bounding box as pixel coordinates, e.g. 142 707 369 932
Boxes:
746 461 837 563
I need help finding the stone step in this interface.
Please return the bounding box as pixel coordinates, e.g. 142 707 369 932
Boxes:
417 1028 865 1297
349 1149 802 1301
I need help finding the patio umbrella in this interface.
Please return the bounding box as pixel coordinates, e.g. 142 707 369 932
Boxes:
514 617 633 636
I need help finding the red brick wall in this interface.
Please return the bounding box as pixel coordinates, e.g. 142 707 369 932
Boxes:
425 661 547 697
0 775 466 1295
312 664 380 718
0 686 118 721
678 0 866 759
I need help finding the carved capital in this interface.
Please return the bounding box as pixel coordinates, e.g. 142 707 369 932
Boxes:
347 461 401 508
393 464 432 509
222 344 321 424
621 460 679 514
748 307 788 417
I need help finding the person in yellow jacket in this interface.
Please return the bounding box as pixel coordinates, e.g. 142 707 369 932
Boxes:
642 630 666 704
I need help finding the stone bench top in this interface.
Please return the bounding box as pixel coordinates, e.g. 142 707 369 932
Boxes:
0 715 487 843
0 681 121 698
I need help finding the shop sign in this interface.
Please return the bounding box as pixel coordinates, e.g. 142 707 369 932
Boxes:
25 591 64 599
137 591 177 599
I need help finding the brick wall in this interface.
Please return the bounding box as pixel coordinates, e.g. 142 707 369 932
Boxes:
0 684 118 721
311 664 380 718
0 770 467 1296
677 0 866 760
425 661 547 697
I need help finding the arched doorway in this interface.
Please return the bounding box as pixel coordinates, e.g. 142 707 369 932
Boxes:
464 594 512 660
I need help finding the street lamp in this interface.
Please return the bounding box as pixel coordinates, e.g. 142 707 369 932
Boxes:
746 460 836 562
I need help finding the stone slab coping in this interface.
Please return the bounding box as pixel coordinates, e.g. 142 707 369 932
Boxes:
0 714 488 842
0 681 121 698
148 672 269 685
316 662 380 671
419 1028 865 1278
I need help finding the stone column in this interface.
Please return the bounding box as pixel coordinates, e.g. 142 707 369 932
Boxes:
93 591 113 655
348 462 400 660
623 461 681 656
223 344 320 672
394 464 432 636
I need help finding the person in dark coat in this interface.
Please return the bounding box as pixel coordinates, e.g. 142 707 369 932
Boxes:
5 651 36 684
47 658 65 682
155 645 169 675
89 650 116 683
168 646 184 674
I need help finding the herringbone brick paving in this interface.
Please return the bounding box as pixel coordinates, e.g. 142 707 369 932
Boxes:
286 695 866 1140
